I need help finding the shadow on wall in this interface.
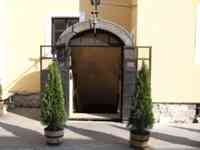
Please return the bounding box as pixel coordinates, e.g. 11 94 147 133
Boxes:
10 71 40 93
5 58 40 93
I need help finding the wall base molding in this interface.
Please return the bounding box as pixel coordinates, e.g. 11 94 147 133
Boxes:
11 93 40 108
6 93 199 123
153 103 197 123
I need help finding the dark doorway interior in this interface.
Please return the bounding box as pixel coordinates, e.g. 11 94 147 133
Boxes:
69 30 124 114
71 47 122 113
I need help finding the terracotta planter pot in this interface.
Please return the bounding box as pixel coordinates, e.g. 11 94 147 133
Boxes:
44 128 64 145
129 131 150 148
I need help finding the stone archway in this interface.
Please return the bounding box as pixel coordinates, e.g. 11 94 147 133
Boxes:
57 20 133 47
56 20 136 121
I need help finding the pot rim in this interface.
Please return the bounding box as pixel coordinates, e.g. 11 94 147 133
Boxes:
44 127 64 132
130 130 150 136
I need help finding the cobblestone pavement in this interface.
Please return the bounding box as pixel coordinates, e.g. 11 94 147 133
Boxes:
0 110 200 150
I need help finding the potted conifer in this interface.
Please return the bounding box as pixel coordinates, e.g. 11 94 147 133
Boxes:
128 62 154 148
40 61 67 145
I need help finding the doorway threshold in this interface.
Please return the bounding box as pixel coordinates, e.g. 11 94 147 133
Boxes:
69 113 121 121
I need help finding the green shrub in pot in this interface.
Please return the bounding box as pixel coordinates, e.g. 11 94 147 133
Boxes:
41 61 67 145
128 62 154 148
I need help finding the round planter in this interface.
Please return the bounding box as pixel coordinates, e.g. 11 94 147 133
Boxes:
129 131 150 148
44 128 64 145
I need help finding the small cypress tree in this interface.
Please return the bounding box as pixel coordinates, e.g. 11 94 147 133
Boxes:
128 62 154 134
41 61 67 130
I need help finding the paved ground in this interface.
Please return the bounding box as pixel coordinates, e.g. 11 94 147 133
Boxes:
0 109 200 150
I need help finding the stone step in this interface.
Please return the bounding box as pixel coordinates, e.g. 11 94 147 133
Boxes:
69 113 121 121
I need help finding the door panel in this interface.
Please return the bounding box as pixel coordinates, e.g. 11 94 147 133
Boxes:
72 47 121 113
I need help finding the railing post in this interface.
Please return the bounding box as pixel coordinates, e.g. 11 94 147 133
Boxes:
122 46 137 121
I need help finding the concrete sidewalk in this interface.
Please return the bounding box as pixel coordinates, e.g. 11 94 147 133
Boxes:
0 111 199 150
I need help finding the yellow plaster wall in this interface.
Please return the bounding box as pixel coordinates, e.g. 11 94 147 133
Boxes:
3 0 80 94
80 0 134 31
3 0 199 103
137 0 200 103
2 0 135 94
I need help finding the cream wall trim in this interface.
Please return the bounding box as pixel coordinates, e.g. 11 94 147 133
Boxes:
44 11 85 45
196 3 200 64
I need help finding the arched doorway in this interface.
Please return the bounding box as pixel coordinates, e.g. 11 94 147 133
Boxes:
70 30 123 114
56 20 136 121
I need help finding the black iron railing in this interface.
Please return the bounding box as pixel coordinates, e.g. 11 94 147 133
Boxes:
40 45 152 89
135 46 152 81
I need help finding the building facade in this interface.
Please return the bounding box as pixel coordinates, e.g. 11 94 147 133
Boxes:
0 0 200 122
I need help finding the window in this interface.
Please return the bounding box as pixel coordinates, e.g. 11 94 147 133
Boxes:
52 17 79 45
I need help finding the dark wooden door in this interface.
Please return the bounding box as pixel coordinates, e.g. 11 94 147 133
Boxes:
72 47 121 113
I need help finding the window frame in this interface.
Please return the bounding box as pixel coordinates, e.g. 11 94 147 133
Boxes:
51 17 79 45
44 12 85 45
